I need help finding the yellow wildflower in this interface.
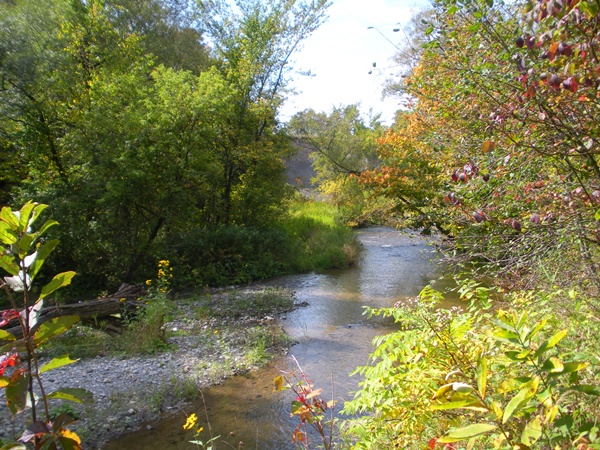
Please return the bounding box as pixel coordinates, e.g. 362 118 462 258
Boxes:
119 297 126 302
145 280 152 285
183 413 198 430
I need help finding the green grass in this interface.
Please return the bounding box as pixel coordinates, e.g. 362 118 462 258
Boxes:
280 198 361 271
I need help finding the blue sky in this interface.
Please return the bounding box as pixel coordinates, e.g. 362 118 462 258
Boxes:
279 0 428 125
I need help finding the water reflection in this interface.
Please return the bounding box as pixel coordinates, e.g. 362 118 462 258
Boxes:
104 227 443 450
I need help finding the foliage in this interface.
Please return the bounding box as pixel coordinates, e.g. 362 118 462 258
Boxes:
342 285 600 449
362 0 600 290
288 105 393 225
274 356 337 450
0 202 92 449
0 0 331 293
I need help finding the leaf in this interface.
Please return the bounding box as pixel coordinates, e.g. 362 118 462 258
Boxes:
26 203 48 232
0 329 16 341
521 416 542 445
33 316 80 347
438 423 498 443
273 375 286 391
503 377 539 423
46 388 93 404
36 219 58 238
29 239 59 280
0 254 19 276
0 207 19 229
541 357 564 373
477 354 487 397
547 329 568 348
561 361 589 373
305 388 322 399
565 385 600 396
0 222 17 246
0 376 9 387
6 368 30 416
40 355 79 374
534 329 568 359
596 210 600 221
58 429 82 450
482 140 495 154
17 202 37 233
429 399 488 412
0 443 27 450
39 271 76 300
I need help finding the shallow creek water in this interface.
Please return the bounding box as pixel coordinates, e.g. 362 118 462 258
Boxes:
104 227 448 449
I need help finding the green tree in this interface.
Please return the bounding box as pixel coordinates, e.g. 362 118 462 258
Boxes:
288 105 388 223
198 0 331 225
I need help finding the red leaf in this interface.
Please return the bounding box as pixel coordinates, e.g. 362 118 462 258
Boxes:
429 438 438 449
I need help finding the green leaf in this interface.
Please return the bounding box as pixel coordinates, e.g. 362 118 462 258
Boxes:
595 209 600 221
525 319 547 342
39 271 76 300
521 416 542 445
547 329 568 348
17 202 36 233
35 219 58 238
40 355 79 374
0 443 27 450
541 357 564 373
430 399 488 412
46 388 93 404
33 316 80 347
0 222 18 245
28 239 59 279
493 329 520 343
565 385 600 396
561 361 589 373
477 354 487 397
0 329 16 341
438 423 498 443
6 368 30 416
503 377 539 423
0 254 19 276
26 203 48 231
534 329 568 359
291 400 304 415
0 207 19 229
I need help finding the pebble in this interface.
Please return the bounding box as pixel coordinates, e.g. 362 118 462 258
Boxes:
0 287 298 450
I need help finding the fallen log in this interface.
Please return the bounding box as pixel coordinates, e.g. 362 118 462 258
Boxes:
1 284 147 340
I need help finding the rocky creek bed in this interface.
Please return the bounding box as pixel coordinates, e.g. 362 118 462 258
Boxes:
0 286 298 449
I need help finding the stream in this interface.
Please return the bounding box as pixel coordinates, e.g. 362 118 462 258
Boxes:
104 227 446 449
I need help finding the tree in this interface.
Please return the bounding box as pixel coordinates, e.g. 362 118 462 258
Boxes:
198 0 331 224
288 105 388 223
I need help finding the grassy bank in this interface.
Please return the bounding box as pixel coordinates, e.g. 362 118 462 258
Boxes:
168 197 361 288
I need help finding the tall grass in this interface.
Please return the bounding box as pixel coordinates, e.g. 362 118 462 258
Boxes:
281 198 361 272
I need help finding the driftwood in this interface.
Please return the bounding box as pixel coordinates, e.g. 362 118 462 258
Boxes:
1 284 147 339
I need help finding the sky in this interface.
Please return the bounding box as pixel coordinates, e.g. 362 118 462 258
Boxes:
279 0 428 125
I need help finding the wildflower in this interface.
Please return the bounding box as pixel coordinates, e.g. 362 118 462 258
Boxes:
196 427 204 434
145 280 152 286
119 297 126 302
183 413 198 430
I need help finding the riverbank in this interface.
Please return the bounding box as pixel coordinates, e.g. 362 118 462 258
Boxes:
0 286 299 450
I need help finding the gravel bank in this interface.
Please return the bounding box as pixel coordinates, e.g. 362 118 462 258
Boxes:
0 286 297 449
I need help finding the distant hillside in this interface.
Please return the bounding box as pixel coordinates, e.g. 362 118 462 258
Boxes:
285 140 318 195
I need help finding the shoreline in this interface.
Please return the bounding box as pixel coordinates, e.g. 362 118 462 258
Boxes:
0 286 297 449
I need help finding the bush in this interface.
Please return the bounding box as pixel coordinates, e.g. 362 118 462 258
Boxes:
343 284 600 449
